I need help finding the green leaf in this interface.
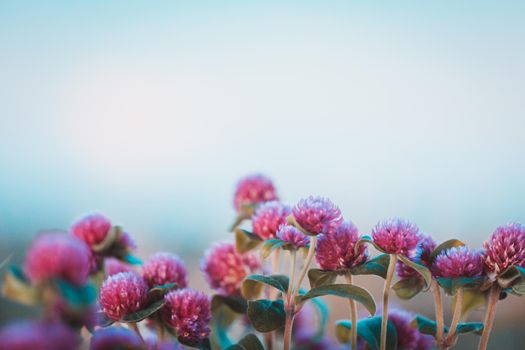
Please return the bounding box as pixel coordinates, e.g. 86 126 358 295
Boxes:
437 277 483 296
297 284 376 316
355 236 386 254
261 239 285 259
226 334 264 350
92 226 121 252
54 279 97 308
123 254 143 265
456 322 484 335
336 317 397 350
351 254 391 279
235 229 263 253
121 299 165 322
498 265 525 294
307 268 338 288
393 277 426 300
460 289 487 318
242 274 289 299
429 239 465 264
210 303 237 349
1 266 39 306
247 299 286 332
212 294 248 314
397 254 432 288
411 314 448 338
148 282 179 301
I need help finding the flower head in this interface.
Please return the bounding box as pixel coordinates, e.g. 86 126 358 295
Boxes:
316 221 368 270
233 174 278 212
251 201 291 240
433 246 483 279
388 309 420 350
371 218 421 256
142 252 188 288
414 334 434 350
147 340 184 350
90 327 143 350
276 224 310 249
0 321 81 350
99 272 149 320
483 222 525 275
162 288 211 345
24 232 91 286
396 234 436 279
104 257 135 276
292 196 342 235
71 214 112 246
201 242 260 296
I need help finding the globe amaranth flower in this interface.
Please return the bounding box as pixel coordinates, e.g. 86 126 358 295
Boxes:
371 218 421 256
483 222 525 275
104 257 135 276
24 232 91 286
147 340 184 350
90 327 143 350
201 242 261 296
142 252 188 288
251 201 291 240
71 213 136 252
397 234 436 279
276 224 310 249
99 272 149 320
316 221 368 270
387 309 422 350
233 174 278 212
0 320 81 350
433 246 483 279
162 288 211 345
292 196 343 235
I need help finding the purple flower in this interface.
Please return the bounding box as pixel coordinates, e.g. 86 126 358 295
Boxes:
201 242 260 296
24 232 91 286
99 272 149 320
276 224 310 249
371 218 421 256
0 320 81 350
71 213 112 246
388 309 420 350
104 257 135 276
483 222 525 275
292 196 343 235
147 340 184 350
397 234 436 279
414 334 434 350
90 327 143 350
251 201 291 240
433 246 483 279
162 289 211 344
233 174 278 212
316 221 368 270
142 252 188 288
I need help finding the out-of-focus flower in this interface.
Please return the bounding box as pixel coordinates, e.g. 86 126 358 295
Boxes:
388 309 420 350
397 234 436 279
276 224 310 249
147 339 184 350
162 289 211 345
251 201 291 240
433 247 483 279
233 174 278 212
0 320 81 350
24 232 91 286
71 214 112 246
414 334 434 350
99 272 149 320
483 222 525 275
90 327 143 350
292 196 342 235
371 218 421 256
316 221 368 270
104 257 135 276
201 242 260 296
142 252 188 288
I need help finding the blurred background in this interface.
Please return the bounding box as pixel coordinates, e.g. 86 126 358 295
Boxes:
1 1 524 348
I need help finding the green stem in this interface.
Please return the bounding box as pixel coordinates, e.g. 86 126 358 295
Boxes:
478 285 500 350
432 280 446 349
265 250 281 350
283 309 295 350
380 254 397 350
446 287 463 347
345 273 358 350
292 236 317 300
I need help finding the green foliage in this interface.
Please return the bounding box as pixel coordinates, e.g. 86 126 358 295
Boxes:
429 239 465 264
336 316 397 350
397 254 432 288
235 229 262 253
246 299 286 332
121 299 165 323
437 277 483 296
226 334 264 350
411 315 448 338
498 265 525 295
393 277 426 300
242 274 289 299
1 265 40 306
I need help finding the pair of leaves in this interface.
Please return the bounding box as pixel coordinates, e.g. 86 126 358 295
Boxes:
498 265 525 295
336 316 398 350
235 229 262 253
411 315 484 338
437 277 484 296
242 274 289 300
2 266 40 305
247 299 286 332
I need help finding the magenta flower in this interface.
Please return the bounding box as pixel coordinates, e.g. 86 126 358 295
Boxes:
276 224 310 249
251 201 291 240
316 221 368 270
147 340 184 350
162 288 211 345
415 334 434 350
71 213 112 246
397 234 436 279
99 272 149 320
0 321 81 350
201 242 261 296
142 252 188 288
233 174 278 212
433 247 483 279
388 309 420 350
483 222 525 275
292 196 343 235
371 218 421 256
104 257 135 276
90 327 143 350
24 232 91 286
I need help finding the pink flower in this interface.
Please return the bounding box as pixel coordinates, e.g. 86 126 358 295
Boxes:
276 224 310 249
71 214 112 246
316 221 368 270
90 327 143 350
397 234 436 279
388 309 420 350
483 222 525 275
24 232 91 286
104 257 135 276
142 252 188 288
201 242 261 296
162 289 211 345
147 340 184 350
99 272 149 320
251 201 291 240
292 196 343 235
233 174 278 212
0 321 81 350
371 218 421 256
415 334 434 350
433 247 483 279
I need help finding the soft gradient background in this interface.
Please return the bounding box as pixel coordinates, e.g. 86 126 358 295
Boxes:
1 1 524 348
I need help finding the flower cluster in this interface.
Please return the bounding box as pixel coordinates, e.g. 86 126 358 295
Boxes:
251 201 291 239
